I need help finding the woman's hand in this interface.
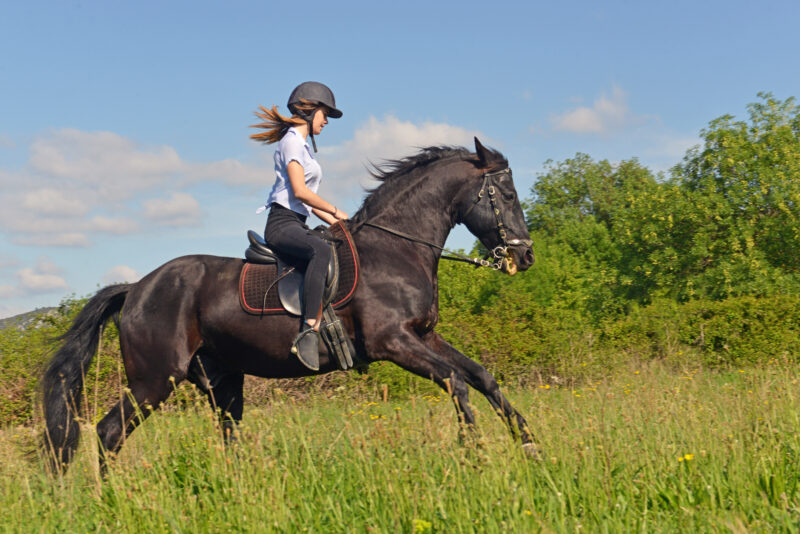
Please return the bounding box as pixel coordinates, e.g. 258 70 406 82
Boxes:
333 208 349 221
312 208 341 226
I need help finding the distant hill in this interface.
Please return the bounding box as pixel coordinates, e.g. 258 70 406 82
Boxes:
0 307 57 331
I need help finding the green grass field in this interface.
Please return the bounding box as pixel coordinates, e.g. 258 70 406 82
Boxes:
2 360 799 533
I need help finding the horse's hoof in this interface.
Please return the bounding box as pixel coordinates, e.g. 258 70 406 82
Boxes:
522 442 543 460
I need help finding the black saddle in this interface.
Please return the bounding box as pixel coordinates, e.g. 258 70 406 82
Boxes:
244 230 338 316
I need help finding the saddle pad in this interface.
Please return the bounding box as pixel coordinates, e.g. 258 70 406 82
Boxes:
239 221 359 315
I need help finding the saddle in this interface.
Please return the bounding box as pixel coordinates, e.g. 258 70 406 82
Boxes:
239 221 359 315
239 221 360 370
243 231 337 316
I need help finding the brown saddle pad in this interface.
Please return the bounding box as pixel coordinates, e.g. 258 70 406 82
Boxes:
239 221 359 315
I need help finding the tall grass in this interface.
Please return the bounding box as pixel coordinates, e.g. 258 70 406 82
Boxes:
2 360 799 533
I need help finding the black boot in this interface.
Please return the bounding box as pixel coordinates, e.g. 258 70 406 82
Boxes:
291 326 320 371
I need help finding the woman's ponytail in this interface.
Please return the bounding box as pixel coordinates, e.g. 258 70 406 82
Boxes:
249 105 305 145
250 99 319 145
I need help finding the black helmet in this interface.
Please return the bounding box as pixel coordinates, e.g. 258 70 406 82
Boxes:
287 81 343 119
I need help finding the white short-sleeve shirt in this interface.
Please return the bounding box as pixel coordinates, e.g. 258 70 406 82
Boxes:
266 127 322 218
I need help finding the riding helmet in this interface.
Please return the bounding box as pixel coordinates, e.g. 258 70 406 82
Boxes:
287 81 343 119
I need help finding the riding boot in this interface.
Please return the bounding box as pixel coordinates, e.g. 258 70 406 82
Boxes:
291 326 320 371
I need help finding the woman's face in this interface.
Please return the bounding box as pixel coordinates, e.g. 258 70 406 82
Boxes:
312 108 328 135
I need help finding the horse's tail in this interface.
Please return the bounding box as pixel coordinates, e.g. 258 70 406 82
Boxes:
41 284 129 470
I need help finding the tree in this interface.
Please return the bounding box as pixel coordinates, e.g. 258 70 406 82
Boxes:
670 92 800 298
526 154 660 318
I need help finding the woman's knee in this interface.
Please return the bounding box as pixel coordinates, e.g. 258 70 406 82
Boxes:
308 236 332 261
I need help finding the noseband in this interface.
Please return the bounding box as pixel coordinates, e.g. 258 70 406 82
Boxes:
357 168 532 271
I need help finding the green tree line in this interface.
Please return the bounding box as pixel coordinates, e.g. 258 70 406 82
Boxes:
2 93 799 426
437 93 800 376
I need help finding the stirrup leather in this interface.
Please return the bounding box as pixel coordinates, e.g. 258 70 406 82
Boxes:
320 305 355 370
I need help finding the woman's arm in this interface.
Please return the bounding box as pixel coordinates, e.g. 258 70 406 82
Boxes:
287 161 348 222
312 208 339 225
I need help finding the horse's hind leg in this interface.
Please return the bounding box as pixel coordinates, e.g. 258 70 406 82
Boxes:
93 257 206 469
95 376 178 469
96 327 198 467
423 332 537 450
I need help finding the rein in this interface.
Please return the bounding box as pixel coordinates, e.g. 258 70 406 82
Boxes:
360 220 504 269
354 168 531 271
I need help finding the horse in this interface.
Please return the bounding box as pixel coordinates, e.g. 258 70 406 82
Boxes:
41 138 537 471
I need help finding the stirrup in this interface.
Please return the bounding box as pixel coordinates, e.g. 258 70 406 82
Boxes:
291 327 320 371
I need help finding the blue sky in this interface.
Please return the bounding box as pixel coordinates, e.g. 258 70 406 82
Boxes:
1 0 798 317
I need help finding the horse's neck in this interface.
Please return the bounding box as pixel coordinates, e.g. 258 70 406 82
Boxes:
368 171 461 249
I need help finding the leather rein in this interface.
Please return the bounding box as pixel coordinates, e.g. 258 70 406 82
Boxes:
356 168 532 271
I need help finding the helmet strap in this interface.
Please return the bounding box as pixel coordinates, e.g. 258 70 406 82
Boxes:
292 107 319 152
308 118 318 152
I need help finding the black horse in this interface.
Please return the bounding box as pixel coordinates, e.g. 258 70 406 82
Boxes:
42 138 537 470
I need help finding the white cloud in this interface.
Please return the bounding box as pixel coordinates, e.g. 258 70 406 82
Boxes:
0 256 19 270
102 265 141 285
321 115 485 194
1 194 138 244
22 188 89 216
0 257 69 298
34 256 63 275
27 128 268 190
185 158 266 186
555 107 606 134
142 192 202 227
645 134 703 160
89 215 140 234
17 267 68 293
551 86 643 134
0 169 14 187
29 129 183 189
0 121 485 247
0 285 21 299
0 129 257 246
13 233 91 247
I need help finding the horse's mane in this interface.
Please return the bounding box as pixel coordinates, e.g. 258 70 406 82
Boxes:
351 145 507 223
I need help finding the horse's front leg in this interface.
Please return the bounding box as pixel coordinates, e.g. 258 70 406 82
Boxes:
186 355 244 443
207 372 244 443
421 332 539 453
376 328 476 430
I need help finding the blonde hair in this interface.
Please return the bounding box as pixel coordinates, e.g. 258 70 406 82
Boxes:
249 99 319 145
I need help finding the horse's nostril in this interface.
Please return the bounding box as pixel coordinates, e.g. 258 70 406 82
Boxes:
525 249 534 265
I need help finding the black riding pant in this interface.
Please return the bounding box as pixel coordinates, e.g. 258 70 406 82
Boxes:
264 204 331 324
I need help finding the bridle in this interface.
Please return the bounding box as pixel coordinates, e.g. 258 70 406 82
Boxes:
460 168 533 263
357 167 532 271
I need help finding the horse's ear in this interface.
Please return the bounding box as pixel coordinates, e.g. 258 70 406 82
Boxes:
474 137 490 168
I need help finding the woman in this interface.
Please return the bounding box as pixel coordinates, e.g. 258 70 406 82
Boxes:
250 81 348 371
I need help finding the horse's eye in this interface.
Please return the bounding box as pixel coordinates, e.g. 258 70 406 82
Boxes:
503 191 516 202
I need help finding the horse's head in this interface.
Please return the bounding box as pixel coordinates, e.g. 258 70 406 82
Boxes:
457 138 534 275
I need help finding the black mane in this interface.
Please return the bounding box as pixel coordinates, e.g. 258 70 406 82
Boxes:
368 146 472 183
351 145 506 222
